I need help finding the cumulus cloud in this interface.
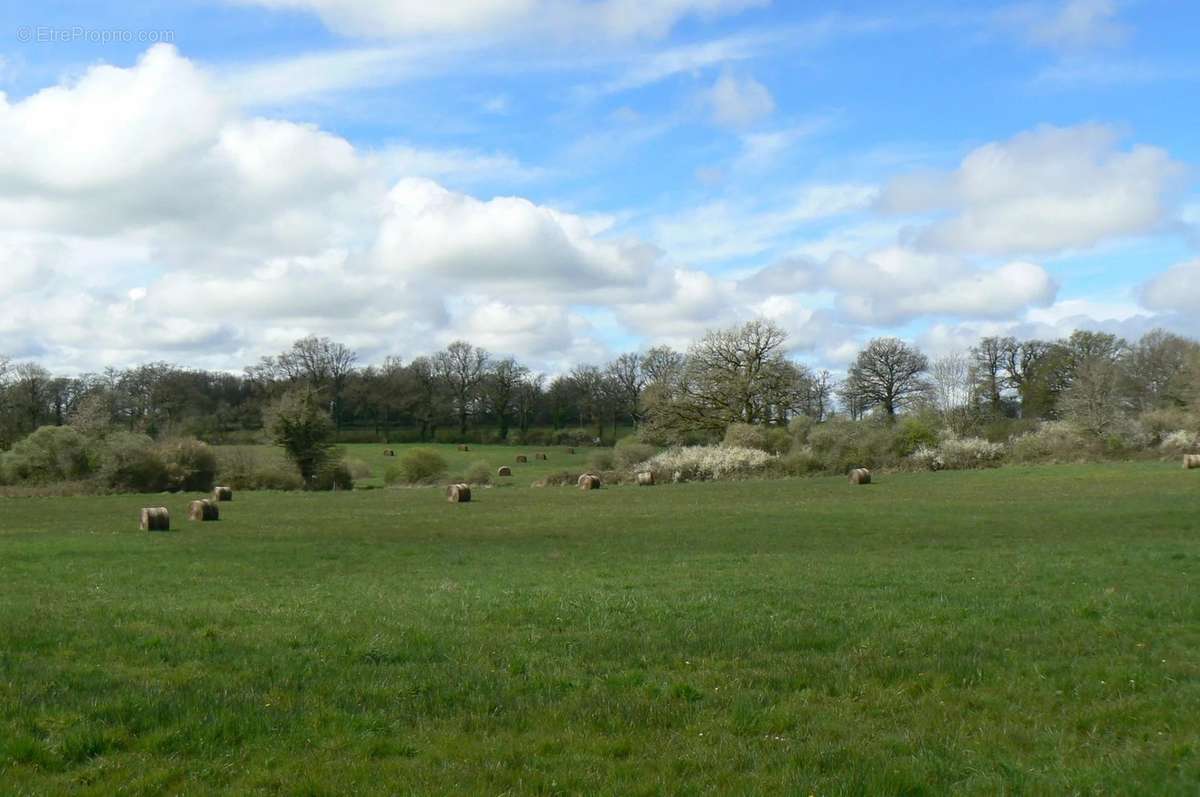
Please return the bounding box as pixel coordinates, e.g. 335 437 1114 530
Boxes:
707 72 775 129
0 45 667 371
1140 259 1200 313
880 124 1187 256
237 0 766 40
739 246 1058 326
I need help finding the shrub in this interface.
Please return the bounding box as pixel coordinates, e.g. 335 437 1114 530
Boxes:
1140 408 1200 441
589 450 616 471
464 460 493 485
777 446 823 476
787 415 815 446
910 436 1005 471
721 424 793 454
265 388 335 485
807 420 900 474
158 438 218 492
385 448 448 485
639 445 776 483
98 432 168 492
1160 429 1200 452
613 437 657 469
312 460 354 491
344 458 373 479
1009 422 1096 464
215 447 305 490
893 416 939 458
2 426 94 483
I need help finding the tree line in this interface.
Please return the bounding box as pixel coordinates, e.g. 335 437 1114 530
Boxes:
2 322 1198 449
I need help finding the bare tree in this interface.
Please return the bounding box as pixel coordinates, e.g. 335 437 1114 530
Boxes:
514 372 545 436
843 338 930 421
569 364 608 437
971 336 1009 418
606 352 648 427
483 357 528 440
434 341 489 435
404 356 442 441
930 352 977 435
1123 329 1198 411
642 345 684 387
647 319 801 436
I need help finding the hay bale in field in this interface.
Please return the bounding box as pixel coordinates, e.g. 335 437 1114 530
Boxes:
535 452 547 460
188 499 219 522
457 444 470 452
139 506 170 531
212 486 233 502
383 449 396 457
1184 454 1200 470
446 483 471 503
497 466 512 477
515 455 528 463
636 471 655 486
578 474 602 490
566 447 576 454
848 468 872 485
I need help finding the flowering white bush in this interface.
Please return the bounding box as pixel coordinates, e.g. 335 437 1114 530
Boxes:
1009 422 1091 463
634 445 776 483
910 445 944 471
1160 429 1199 452
909 436 1004 470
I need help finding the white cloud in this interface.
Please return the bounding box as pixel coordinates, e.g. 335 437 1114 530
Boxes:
653 183 878 263
707 72 774 129
738 246 1057 326
880 124 1187 256
1140 259 1200 314
0 45 670 371
1001 0 1127 51
237 0 767 40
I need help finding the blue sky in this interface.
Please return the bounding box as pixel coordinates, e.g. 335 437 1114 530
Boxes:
0 0 1197 374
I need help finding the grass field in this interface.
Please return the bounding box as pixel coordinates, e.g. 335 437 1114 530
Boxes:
335 443 602 487
1 463 1198 794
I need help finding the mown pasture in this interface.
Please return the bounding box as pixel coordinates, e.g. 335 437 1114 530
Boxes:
1 463 1198 794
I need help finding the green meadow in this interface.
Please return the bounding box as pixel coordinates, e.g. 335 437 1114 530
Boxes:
1 461 1198 794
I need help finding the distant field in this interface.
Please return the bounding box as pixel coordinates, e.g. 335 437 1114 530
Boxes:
332 442 604 486
1 464 1198 793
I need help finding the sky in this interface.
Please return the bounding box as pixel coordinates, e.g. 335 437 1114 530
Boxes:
0 0 1198 375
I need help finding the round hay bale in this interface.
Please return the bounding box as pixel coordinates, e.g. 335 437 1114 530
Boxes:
497 466 512 477
212 486 233 502
457 444 470 452
140 506 170 531
515 455 528 463
578 474 602 490
188 499 219 522
535 452 547 460
1184 454 1200 470
446 483 471 503
383 449 396 457
636 471 655 486
848 468 872 485
566 447 576 455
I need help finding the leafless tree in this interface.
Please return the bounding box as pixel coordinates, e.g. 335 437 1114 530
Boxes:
606 352 648 427
483 357 529 440
930 352 977 434
434 340 489 435
971 336 1009 417
843 337 930 421
647 319 804 436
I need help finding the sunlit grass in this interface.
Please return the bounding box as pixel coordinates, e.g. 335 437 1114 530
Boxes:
1 463 1198 793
